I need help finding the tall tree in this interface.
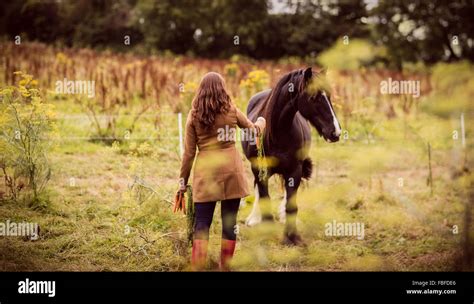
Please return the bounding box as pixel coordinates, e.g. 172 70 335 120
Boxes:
371 0 474 68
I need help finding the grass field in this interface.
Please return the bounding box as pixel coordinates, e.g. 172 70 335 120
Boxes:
0 42 473 271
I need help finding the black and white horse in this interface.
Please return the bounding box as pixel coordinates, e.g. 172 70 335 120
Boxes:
242 67 341 245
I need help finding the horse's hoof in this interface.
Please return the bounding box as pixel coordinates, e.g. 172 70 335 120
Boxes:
282 233 306 247
262 213 275 222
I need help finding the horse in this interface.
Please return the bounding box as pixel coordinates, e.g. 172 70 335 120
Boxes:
242 67 341 246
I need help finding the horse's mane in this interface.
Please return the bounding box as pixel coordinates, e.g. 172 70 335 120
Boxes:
254 69 307 145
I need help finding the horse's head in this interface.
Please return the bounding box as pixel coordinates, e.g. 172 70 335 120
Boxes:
296 67 341 143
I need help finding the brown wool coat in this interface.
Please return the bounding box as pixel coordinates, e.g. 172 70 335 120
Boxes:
179 105 257 203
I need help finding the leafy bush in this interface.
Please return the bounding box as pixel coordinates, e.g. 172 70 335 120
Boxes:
239 70 270 101
0 72 56 207
317 39 387 70
424 61 474 117
178 81 199 114
224 63 239 78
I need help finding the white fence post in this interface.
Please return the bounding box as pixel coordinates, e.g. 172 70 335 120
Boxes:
178 112 184 156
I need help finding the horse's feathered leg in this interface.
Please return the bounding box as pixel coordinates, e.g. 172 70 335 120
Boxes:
245 184 261 226
282 166 305 246
258 178 273 222
278 188 287 223
245 172 272 226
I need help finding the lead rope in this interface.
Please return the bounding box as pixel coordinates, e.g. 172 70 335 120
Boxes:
256 132 268 183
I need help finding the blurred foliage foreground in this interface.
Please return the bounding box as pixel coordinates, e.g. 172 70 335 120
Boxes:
0 43 473 271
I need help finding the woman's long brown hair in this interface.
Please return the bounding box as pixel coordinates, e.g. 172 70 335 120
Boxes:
191 72 232 129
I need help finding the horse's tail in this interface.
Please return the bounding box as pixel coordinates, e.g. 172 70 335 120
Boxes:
302 158 313 180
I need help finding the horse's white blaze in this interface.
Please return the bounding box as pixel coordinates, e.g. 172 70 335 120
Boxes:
278 189 287 223
245 185 262 226
322 91 341 137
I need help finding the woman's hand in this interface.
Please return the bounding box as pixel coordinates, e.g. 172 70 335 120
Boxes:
255 117 266 136
178 178 186 192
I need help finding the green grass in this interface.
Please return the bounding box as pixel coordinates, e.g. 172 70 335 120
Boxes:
0 93 472 271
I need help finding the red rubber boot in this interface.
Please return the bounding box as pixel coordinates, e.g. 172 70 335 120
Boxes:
191 239 208 271
220 239 236 271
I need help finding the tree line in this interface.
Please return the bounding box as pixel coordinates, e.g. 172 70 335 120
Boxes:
0 0 472 66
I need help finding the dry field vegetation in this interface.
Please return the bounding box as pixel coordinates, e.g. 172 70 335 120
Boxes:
0 42 473 271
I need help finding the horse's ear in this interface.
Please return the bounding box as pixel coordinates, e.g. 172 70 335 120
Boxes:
304 67 312 81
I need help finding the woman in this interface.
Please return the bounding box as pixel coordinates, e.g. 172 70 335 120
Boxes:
179 72 265 271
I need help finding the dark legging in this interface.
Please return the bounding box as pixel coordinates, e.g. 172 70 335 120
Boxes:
193 198 240 241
